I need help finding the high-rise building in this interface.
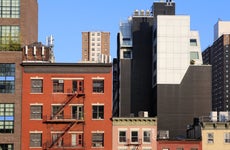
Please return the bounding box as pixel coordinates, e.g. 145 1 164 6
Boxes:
0 0 38 149
153 14 211 139
113 0 175 117
0 0 38 48
203 20 230 111
114 0 211 139
82 31 110 63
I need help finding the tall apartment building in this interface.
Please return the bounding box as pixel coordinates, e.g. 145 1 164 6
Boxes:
21 63 113 150
202 20 230 111
0 0 38 149
82 31 110 63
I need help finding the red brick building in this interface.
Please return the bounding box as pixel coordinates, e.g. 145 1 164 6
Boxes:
157 140 202 150
21 62 112 150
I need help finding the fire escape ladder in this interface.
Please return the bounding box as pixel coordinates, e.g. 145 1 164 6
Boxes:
49 121 76 148
52 93 76 119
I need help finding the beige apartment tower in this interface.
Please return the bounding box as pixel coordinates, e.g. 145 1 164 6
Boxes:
82 31 110 63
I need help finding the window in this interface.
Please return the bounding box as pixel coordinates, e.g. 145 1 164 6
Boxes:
176 148 184 150
52 106 64 119
92 105 104 119
0 104 14 133
52 133 63 147
30 133 42 147
162 149 170 150
207 133 214 143
71 133 83 147
131 131 138 142
224 132 230 143
190 52 199 60
92 133 104 147
0 26 20 49
92 79 104 93
31 79 43 93
0 63 15 93
143 131 151 142
123 51 132 58
190 39 197 46
30 105 42 119
119 131 127 143
0 144 13 150
191 148 198 150
0 0 20 18
72 105 83 120
53 80 64 93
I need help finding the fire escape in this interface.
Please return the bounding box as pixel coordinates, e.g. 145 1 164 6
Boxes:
125 139 142 150
43 80 85 149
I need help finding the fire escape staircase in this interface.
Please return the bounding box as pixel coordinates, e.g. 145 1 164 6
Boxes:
48 121 76 149
52 93 76 120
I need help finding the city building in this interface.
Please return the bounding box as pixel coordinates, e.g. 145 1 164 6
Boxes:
0 51 22 150
114 9 154 117
200 116 230 150
202 20 230 111
112 116 157 150
152 14 211 139
21 62 113 149
81 31 110 63
0 0 38 149
0 0 38 48
114 0 211 139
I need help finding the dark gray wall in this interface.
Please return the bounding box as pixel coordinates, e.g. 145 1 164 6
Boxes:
157 65 212 139
131 16 154 116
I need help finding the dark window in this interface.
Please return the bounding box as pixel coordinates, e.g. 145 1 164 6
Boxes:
119 131 126 142
92 133 104 147
123 51 131 58
72 105 83 120
190 39 197 46
92 105 104 119
52 106 64 119
0 104 14 133
0 144 13 150
131 131 138 142
93 80 104 93
31 79 43 93
30 105 42 119
53 80 64 93
30 133 42 147
143 131 151 142
0 63 15 93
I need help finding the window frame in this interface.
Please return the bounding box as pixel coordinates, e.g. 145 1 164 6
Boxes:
0 63 15 93
53 79 64 93
31 79 43 93
207 132 214 144
92 79 104 93
119 130 127 143
30 133 42 147
0 103 14 133
92 105 104 120
30 105 42 119
224 132 230 143
92 132 104 147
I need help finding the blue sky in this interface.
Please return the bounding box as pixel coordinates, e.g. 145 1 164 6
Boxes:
38 0 230 62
